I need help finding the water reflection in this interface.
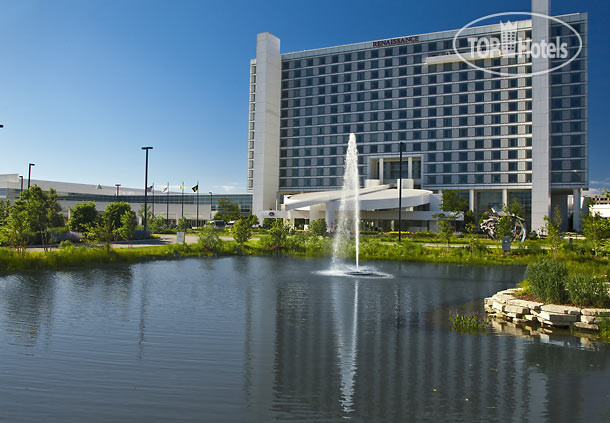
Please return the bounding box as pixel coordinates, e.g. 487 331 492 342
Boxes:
0 258 609 422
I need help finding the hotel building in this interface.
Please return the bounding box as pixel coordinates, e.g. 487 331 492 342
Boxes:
247 0 588 232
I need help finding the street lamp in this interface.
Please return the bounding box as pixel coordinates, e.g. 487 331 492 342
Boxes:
398 142 404 242
142 147 153 231
209 192 213 220
27 163 35 189
115 184 121 197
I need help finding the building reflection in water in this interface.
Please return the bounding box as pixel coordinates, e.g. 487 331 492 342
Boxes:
242 262 610 422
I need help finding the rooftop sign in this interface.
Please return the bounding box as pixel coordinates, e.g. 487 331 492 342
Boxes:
372 36 419 48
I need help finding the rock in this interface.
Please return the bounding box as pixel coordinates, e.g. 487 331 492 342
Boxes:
505 312 522 319
539 319 573 327
574 322 599 331
491 294 514 304
513 318 527 324
505 304 529 315
492 301 505 312
507 298 543 311
581 308 610 317
524 314 537 321
580 315 603 324
540 304 581 316
484 297 494 306
538 310 579 323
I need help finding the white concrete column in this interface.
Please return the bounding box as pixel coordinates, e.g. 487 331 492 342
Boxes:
469 189 475 212
407 156 413 179
502 189 508 208
378 158 384 184
530 0 551 232
573 188 581 232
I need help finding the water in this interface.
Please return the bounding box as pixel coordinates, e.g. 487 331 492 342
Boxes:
1 257 610 422
332 133 361 270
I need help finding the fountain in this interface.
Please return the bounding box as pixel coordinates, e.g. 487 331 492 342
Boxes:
324 133 389 278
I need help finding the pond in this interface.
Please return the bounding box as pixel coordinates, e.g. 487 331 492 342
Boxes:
0 257 609 422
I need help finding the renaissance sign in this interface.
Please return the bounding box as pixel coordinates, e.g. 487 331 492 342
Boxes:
372 36 419 48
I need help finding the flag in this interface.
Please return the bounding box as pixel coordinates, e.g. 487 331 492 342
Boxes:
179 184 183 190
192 184 199 193
146 185 153 192
162 185 169 193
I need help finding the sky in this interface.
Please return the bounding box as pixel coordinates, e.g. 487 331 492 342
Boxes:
1 0 609 193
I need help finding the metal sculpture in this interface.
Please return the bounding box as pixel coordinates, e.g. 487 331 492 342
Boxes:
480 207 527 242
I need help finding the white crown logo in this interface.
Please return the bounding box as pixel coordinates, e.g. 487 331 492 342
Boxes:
500 20 518 56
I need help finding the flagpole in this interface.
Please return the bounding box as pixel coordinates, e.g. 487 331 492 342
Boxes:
166 181 169 224
196 181 199 228
181 182 184 219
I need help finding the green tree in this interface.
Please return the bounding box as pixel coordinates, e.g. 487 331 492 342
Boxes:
2 202 31 253
213 198 241 221
582 210 610 256
83 215 115 250
137 203 153 223
15 186 63 250
177 216 190 232
117 210 137 244
262 218 274 229
248 213 259 227
309 218 327 236
198 225 222 252
496 215 514 240
68 202 98 232
545 205 563 255
440 191 467 231
232 218 252 247
103 202 132 232
150 215 167 233
434 214 453 249
508 198 524 218
262 219 290 251
0 199 9 227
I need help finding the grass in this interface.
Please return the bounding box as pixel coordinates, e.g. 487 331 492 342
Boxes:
449 311 488 333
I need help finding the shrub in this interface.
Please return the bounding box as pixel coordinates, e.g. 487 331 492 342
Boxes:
308 219 327 237
526 258 568 304
198 226 222 252
58 240 74 250
565 273 610 308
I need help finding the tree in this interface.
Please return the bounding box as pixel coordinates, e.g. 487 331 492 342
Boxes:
150 215 167 233
545 205 563 255
496 215 514 240
434 214 453 249
137 203 153 223
117 210 137 244
213 198 241 221
247 213 259 227
508 198 524 218
262 218 274 229
262 219 290 251
0 199 9 227
440 190 468 213
177 216 190 232
232 218 252 247
309 218 327 236
68 202 98 232
103 202 132 232
83 214 115 250
15 186 63 250
582 210 610 256
440 190 467 232
2 203 31 253
198 226 222 252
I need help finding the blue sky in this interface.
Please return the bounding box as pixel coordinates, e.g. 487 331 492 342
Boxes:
1 0 608 193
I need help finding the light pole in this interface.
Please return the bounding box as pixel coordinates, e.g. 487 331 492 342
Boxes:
19 176 23 193
142 147 153 231
209 192 213 220
115 184 121 197
27 163 35 189
398 142 404 242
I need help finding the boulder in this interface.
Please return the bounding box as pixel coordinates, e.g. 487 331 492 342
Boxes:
581 308 610 317
580 315 603 324
574 322 599 331
507 298 543 311
505 304 529 315
540 304 581 316
492 301 505 312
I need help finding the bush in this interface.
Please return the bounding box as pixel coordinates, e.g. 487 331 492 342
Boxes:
526 258 568 304
308 219 327 237
565 273 610 308
198 226 222 252
449 312 487 332
58 240 74 250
